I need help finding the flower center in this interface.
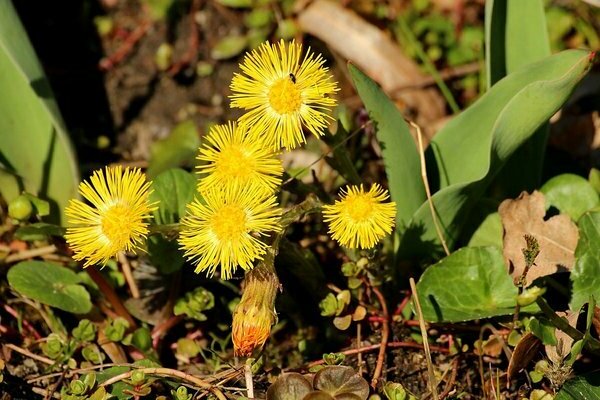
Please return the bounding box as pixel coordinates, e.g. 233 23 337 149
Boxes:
211 205 247 241
345 195 374 222
216 145 253 179
101 203 133 246
268 77 302 114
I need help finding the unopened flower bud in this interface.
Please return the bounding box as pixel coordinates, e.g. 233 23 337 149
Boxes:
232 270 278 357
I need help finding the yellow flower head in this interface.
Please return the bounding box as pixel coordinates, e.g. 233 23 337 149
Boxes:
232 274 278 357
178 185 281 279
196 122 283 193
65 166 155 267
323 184 397 249
230 39 339 150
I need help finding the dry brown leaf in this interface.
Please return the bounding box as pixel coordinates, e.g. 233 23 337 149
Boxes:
546 311 579 364
499 191 579 286
296 0 445 122
508 332 542 380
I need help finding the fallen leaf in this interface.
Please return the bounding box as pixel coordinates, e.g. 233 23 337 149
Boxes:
296 0 445 122
508 332 542 380
499 191 579 286
546 311 579 364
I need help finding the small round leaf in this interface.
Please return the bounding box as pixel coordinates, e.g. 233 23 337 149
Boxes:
313 366 369 399
266 373 312 400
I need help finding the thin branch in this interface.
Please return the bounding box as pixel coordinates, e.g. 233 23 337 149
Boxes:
410 120 450 256
244 362 254 399
4 343 54 365
99 367 227 400
4 245 57 264
370 286 390 389
410 278 439 400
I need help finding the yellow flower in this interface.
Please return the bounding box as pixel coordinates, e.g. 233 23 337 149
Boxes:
323 184 396 249
178 185 281 278
232 272 278 356
230 40 339 150
196 122 283 193
65 166 155 267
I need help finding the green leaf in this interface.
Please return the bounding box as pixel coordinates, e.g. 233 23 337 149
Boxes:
488 0 551 195
313 365 369 399
266 373 312 400
467 212 502 248
399 50 594 259
540 173 599 221
147 121 199 178
0 1 79 224
7 261 92 314
556 372 600 400
348 64 426 230
150 168 196 225
211 35 248 60
570 211 600 310
14 222 65 241
528 318 557 346
416 247 520 322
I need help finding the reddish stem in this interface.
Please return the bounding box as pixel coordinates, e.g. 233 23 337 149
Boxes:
3 304 42 339
99 21 151 71
86 267 137 328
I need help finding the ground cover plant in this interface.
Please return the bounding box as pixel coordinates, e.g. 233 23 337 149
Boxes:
1 0 600 399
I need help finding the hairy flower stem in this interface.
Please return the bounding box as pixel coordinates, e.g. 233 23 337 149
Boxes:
232 194 322 356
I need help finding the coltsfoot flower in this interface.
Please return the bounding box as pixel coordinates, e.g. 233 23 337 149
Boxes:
65 166 155 267
196 122 283 193
232 272 278 356
230 40 339 150
178 185 281 279
323 184 396 249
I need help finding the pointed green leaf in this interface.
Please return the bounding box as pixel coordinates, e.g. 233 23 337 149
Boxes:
348 64 426 229
399 50 594 259
0 0 79 224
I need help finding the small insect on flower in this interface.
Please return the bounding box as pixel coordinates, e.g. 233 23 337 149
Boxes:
323 184 397 249
65 166 156 267
230 39 339 150
196 121 283 194
178 185 281 279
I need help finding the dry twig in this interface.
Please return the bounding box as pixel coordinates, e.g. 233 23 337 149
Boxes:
370 285 390 389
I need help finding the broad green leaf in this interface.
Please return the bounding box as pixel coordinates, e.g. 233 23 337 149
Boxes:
556 372 600 400
7 261 92 314
399 50 594 259
416 247 521 322
570 211 600 310
348 64 426 229
488 0 551 196
540 173 599 221
150 168 197 224
528 318 557 346
148 168 196 274
147 120 199 178
0 1 79 224
467 212 502 248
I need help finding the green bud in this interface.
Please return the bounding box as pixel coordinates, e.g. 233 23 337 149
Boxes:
172 386 192 400
517 286 546 307
130 370 146 386
319 293 338 317
72 319 97 342
82 344 105 365
322 352 345 365
383 382 416 400
69 380 87 395
196 61 214 78
83 373 97 390
104 317 129 342
131 327 152 352
42 333 65 359
8 195 33 221
155 43 173 71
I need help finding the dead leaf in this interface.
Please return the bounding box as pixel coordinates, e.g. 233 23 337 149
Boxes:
546 311 579 364
508 332 542 380
296 0 445 122
499 191 579 286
